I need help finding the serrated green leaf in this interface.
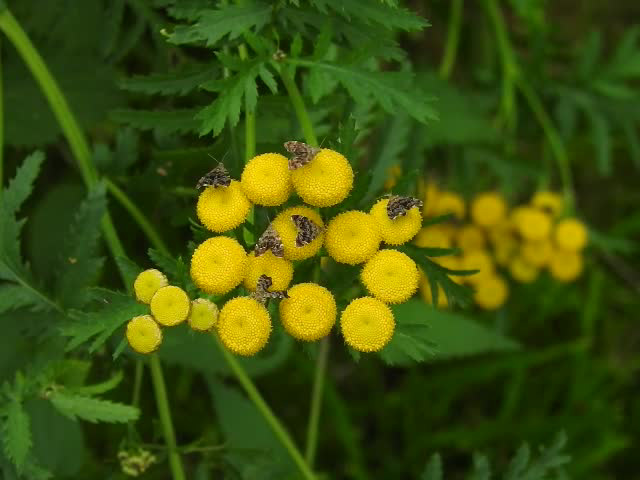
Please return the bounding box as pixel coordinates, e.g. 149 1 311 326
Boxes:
147 248 190 287
48 391 139 423
0 284 49 315
2 399 32 473
114 256 142 291
379 305 437 365
119 64 218 95
110 108 200 134
71 371 123 396
421 453 442 480
2 151 44 216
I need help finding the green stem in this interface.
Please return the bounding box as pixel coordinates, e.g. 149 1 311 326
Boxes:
239 44 255 244
212 333 316 480
132 360 144 408
438 0 463 79
105 178 171 256
484 0 518 130
305 337 329 466
278 65 319 146
149 354 186 480
516 79 575 212
0 37 3 188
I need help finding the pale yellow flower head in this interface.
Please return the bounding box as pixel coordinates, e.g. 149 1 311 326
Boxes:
126 315 162 354
133 269 168 304
187 298 219 332
150 286 191 326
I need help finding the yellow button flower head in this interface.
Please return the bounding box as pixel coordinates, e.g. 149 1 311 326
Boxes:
459 249 494 285
471 192 507 228
548 250 583 282
554 218 588 251
509 255 539 283
187 298 219 332
521 239 553 267
325 211 381 265
197 180 251 232
413 225 455 249
243 251 294 291
473 274 509 310
280 283 337 341
271 206 325 261
369 198 422 246
290 148 354 207
340 297 395 352
493 235 517 267
240 153 292 206
422 181 440 217
514 206 552 241
383 165 402 190
133 269 168 304
419 274 448 308
217 297 272 356
126 315 162 354
456 224 486 251
150 286 191 326
532 191 563 217
434 191 466 220
361 250 419 304
190 236 247 294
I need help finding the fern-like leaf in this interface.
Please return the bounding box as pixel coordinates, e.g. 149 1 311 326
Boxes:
110 108 200 134
48 391 139 423
421 453 442 480
119 64 219 95
2 399 32 473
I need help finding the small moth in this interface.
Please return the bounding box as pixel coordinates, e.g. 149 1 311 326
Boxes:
196 163 231 189
291 214 322 247
386 195 423 220
254 224 285 258
250 274 289 304
284 141 320 170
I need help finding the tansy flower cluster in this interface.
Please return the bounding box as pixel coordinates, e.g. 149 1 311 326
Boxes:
184 142 434 355
415 183 589 311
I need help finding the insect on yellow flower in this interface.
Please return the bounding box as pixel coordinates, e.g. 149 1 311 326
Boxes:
126 315 163 354
325 211 381 265
471 192 507 228
279 283 337 341
217 297 272 356
187 298 219 332
133 269 168 304
360 249 419 304
190 236 247 294
150 285 191 326
271 206 325 261
196 180 251 232
240 153 292 206
554 218 588 251
473 274 509 310
243 251 294 292
369 198 422 246
340 297 395 352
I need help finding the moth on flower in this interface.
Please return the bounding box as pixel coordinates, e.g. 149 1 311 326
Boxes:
284 141 320 170
291 214 323 247
385 195 424 220
196 162 231 189
250 274 289 304
255 224 285 257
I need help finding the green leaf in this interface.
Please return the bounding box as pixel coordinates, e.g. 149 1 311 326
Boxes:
168 3 272 47
421 453 442 480
2 399 32 473
0 284 48 315
48 391 139 423
114 256 142 291
110 108 200 134
379 306 437 365
147 248 189 287
468 454 491 480
71 371 124 396
2 151 44 216
119 64 219 96
504 433 570 480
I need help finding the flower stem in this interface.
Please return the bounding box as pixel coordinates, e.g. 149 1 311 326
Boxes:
212 333 316 480
305 337 329 466
149 354 186 480
439 0 463 80
278 65 319 147
239 44 255 244
0 38 4 188
104 177 171 256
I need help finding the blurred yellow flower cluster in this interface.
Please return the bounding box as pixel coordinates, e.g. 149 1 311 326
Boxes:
415 184 588 311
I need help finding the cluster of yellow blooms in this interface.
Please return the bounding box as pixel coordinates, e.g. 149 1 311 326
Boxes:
414 183 588 310
127 143 433 356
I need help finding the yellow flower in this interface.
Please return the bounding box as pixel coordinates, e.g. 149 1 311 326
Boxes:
471 192 507 228
340 297 395 352
456 224 486 251
133 269 168 304
514 206 552 241
190 236 247 294
197 180 251 233
521 239 553 267
422 181 440 217
473 274 509 310
243 251 294 291
554 218 588 251
291 148 354 207
548 249 583 282
279 283 337 341
413 225 455 249
419 274 448 308
217 297 272 356
240 153 292 206
434 191 466 219
126 315 162 354
369 198 422 246
493 235 517 267
325 211 381 265
187 298 219 332
271 206 325 261
532 191 563 217
360 249 419 304
384 165 402 190
509 255 539 283
150 286 191 326
459 249 494 285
